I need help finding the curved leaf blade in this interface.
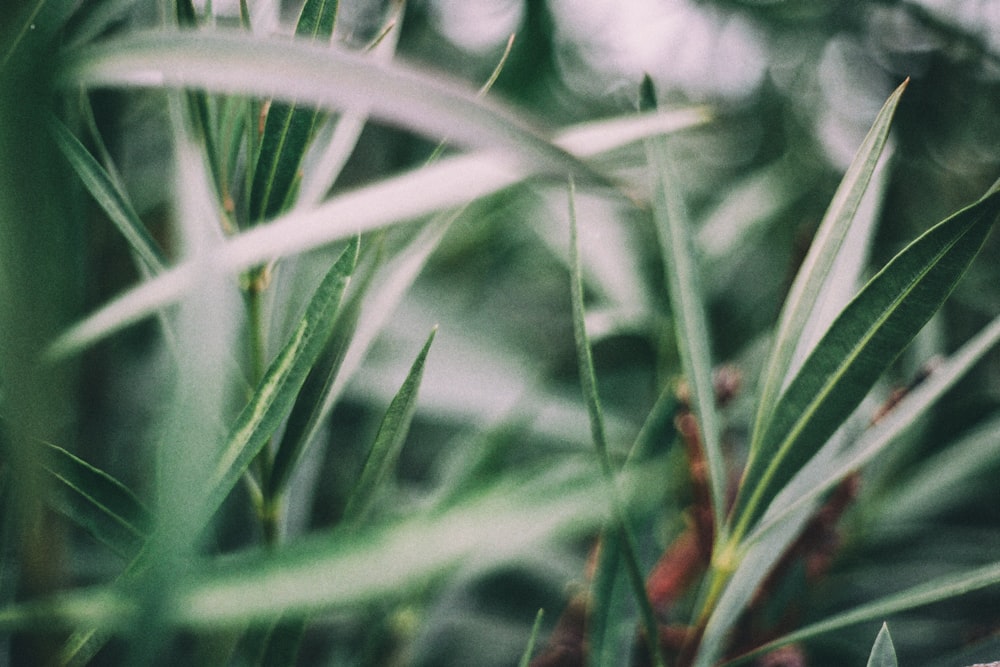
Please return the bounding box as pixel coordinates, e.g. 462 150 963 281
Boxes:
731 179 1000 538
57 29 600 183
203 237 358 518
749 79 908 454
341 327 435 526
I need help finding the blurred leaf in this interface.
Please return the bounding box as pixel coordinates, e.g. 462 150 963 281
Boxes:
34 441 151 559
867 623 898 667
58 29 602 184
47 108 708 360
0 460 651 632
259 616 306 667
248 0 338 223
341 327 436 526
203 238 357 519
645 95 727 537
730 179 1000 538
749 79 908 457
49 116 166 273
723 560 1000 666
518 608 545 667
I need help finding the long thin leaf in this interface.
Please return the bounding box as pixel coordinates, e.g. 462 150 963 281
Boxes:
749 79 908 456
37 442 151 559
867 623 898 667
57 29 602 185
202 237 357 519
248 0 338 222
645 86 727 539
730 179 1000 539
744 310 1000 547
0 461 658 633
46 108 709 360
723 560 1000 666
340 327 436 526
49 117 166 273
568 178 665 667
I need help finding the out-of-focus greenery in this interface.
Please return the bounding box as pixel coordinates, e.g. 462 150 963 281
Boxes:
0 1 998 665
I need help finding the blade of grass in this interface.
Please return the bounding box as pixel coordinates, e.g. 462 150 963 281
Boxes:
568 177 666 667
46 108 709 360
49 117 166 273
867 623 898 667
749 80 907 453
645 84 727 540
730 178 1000 540
340 327 436 526
722 560 1000 666
248 0 338 223
201 237 357 521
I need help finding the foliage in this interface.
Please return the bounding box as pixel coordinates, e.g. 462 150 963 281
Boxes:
0 1 998 665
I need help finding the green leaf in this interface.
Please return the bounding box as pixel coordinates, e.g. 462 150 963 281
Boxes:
730 179 1000 539
646 103 727 538
749 79 907 456
46 108 709 360
341 327 436 526
38 441 151 559
867 623 898 667
745 311 1000 547
203 237 357 519
568 178 665 667
722 560 1000 666
248 0 338 222
0 460 648 633
518 609 545 667
49 117 166 274
58 29 602 185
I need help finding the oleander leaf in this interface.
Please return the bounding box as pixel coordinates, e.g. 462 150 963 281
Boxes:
730 178 1000 539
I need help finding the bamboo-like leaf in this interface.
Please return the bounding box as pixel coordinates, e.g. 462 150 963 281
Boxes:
57 29 602 184
0 460 652 633
722 560 1000 666
749 79 907 458
645 95 727 538
38 441 151 559
744 310 1000 547
202 237 357 518
518 609 545 667
730 179 1000 539
46 108 709 360
248 0 338 222
49 117 166 273
867 623 898 667
340 327 436 526
568 178 665 667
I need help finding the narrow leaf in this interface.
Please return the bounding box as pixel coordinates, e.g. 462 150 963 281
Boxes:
731 179 1000 538
341 327 436 525
723 560 1000 666
568 178 665 667
518 609 545 667
39 441 151 559
49 117 166 273
58 29 602 184
46 108 709 360
248 0 338 222
645 94 727 538
750 79 907 455
203 237 357 518
867 623 898 667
